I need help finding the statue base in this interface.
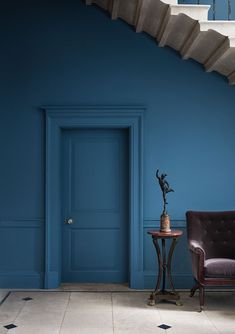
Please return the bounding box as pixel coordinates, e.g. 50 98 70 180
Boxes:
160 213 171 232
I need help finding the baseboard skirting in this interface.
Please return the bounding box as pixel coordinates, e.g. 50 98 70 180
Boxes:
0 271 194 290
0 272 44 289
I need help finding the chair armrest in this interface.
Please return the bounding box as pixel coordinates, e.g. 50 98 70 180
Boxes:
189 240 205 258
188 240 205 283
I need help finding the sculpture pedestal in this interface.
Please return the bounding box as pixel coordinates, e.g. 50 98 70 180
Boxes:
160 213 171 232
147 230 183 306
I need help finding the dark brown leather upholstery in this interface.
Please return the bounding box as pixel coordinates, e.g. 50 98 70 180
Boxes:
186 211 235 310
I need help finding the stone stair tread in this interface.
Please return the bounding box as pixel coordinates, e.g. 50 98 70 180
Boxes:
199 21 235 37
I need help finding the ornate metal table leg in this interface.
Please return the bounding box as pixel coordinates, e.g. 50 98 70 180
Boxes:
162 238 166 292
167 238 182 305
148 237 162 306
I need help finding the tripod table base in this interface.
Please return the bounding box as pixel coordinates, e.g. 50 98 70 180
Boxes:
148 290 182 306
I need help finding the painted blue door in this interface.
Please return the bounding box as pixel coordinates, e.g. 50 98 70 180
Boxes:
61 129 129 283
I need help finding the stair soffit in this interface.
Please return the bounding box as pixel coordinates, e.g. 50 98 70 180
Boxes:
85 0 235 85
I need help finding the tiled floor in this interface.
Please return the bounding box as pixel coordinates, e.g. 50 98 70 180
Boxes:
0 287 234 333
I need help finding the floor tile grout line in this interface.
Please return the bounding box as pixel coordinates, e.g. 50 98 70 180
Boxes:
111 293 115 334
0 292 11 307
4 292 29 331
58 291 71 334
203 309 222 334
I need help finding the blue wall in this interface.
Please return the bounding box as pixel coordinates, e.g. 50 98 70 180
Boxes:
0 0 235 288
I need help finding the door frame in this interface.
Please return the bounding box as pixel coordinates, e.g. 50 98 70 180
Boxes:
43 106 145 289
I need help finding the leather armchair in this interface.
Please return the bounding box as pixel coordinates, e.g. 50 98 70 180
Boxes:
186 210 235 310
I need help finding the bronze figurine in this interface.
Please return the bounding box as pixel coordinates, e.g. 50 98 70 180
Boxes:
156 169 174 232
156 169 174 215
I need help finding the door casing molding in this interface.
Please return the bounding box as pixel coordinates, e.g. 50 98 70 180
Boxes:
43 106 145 289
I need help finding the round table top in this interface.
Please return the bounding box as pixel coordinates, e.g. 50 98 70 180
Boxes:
147 229 183 238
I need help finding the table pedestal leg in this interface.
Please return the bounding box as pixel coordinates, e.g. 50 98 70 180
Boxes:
148 237 182 306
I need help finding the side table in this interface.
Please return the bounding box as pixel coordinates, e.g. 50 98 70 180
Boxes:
147 229 183 306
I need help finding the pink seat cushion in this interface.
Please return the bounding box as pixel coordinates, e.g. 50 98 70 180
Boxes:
205 258 235 278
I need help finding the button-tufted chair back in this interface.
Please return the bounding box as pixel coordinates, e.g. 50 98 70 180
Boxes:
186 211 235 259
186 210 235 311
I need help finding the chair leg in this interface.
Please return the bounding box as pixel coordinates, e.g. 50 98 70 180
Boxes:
199 285 204 312
190 282 199 297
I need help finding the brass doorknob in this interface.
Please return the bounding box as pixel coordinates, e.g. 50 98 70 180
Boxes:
65 218 74 225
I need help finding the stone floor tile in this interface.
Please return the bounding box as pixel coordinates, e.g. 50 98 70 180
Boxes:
204 292 235 311
204 311 235 333
0 328 7 334
67 292 112 314
14 291 70 302
165 324 219 334
113 305 162 332
112 292 152 310
70 292 111 300
69 292 112 305
62 310 113 328
9 326 61 333
0 290 234 334
113 328 166 334
0 293 25 326
15 310 66 327
217 329 235 334
60 327 114 334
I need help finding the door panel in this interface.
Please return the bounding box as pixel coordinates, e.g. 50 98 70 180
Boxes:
61 129 129 283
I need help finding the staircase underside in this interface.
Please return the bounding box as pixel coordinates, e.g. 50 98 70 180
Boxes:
85 0 235 85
